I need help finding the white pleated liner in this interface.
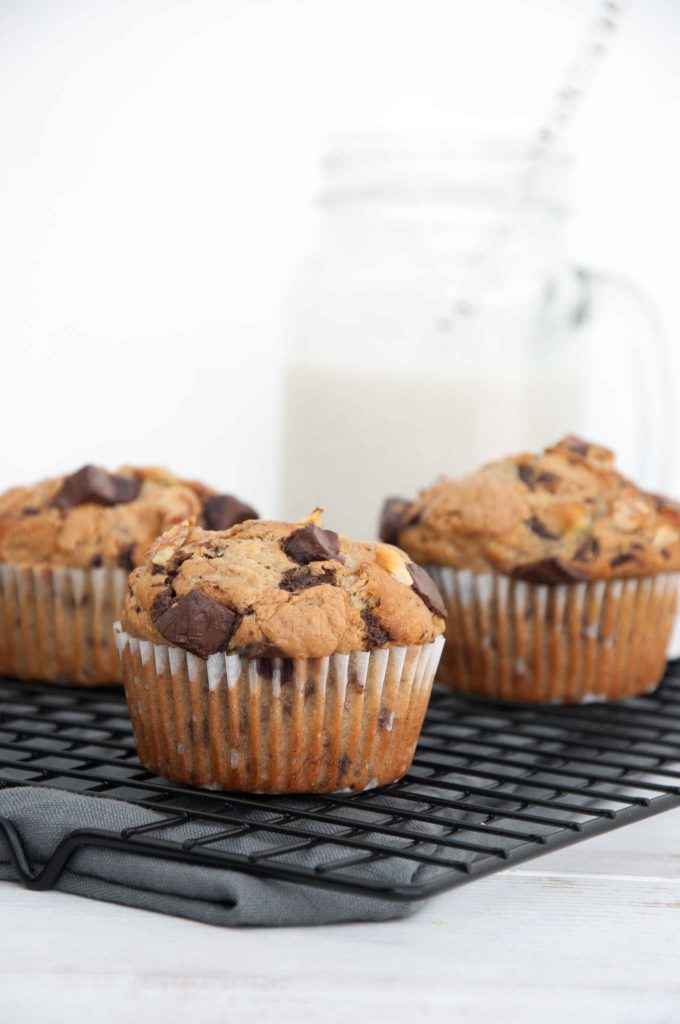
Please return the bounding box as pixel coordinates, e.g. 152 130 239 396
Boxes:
115 626 444 793
0 563 129 685
427 567 679 704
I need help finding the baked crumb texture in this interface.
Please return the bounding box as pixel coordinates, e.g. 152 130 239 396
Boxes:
383 436 680 583
122 514 446 661
0 464 258 570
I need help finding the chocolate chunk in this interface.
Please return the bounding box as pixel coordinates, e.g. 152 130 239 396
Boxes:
610 552 636 569
154 590 238 659
379 497 411 543
517 464 536 490
279 568 335 592
282 524 341 564
117 544 135 572
573 536 600 563
51 465 140 510
536 471 560 490
90 553 103 567
362 610 391 650
253 657 275 679
152 564 167 576
203 494 258 531
662 549 671 559
512 558 588 585
245 641 289 659
150 587 175 624
560 435 590 457
519 465 559 491
21 507 39 517
407 563 447 618
526 515 560 540
110 475 141 504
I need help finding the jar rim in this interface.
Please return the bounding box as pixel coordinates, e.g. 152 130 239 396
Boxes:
319 135 570 214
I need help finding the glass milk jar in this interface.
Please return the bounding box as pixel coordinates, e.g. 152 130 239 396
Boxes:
281 139 670 538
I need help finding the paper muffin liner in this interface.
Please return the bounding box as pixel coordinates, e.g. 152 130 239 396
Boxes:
427 566 679 704
114 625 444 793
0 563 129 686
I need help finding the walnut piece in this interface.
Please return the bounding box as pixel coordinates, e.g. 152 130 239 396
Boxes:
375 544 413 586
298 507 324 527
150 517 196 566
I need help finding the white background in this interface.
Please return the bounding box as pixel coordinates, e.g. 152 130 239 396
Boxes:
1 0 679 512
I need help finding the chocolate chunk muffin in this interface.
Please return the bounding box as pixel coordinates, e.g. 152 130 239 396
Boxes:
382 437 680 703
115 512 445 792
0 465 257 685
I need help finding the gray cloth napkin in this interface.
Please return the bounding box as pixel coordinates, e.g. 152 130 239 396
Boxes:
0 726 607 926
0 766 554 927
0 786 429 926
1 782 462 929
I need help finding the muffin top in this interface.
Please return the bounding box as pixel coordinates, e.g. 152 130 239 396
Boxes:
381 436 680 583
0 464 257 570
121 512 446 660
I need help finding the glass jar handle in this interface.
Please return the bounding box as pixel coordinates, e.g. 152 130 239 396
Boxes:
570 267 674 490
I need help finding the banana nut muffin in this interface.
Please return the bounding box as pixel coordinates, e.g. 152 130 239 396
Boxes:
0 464 257 685
384 436 680 581
0 464 257 570
381 437 680 702
123 513 445 658
116 512 445 792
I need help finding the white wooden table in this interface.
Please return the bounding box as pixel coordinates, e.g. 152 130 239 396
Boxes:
2 806 679 1024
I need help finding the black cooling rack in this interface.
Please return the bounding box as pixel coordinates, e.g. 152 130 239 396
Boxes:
1 664 680 902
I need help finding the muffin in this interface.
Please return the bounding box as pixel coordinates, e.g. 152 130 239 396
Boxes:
0 465 257 685
115 512 445 792
381 437 680 704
